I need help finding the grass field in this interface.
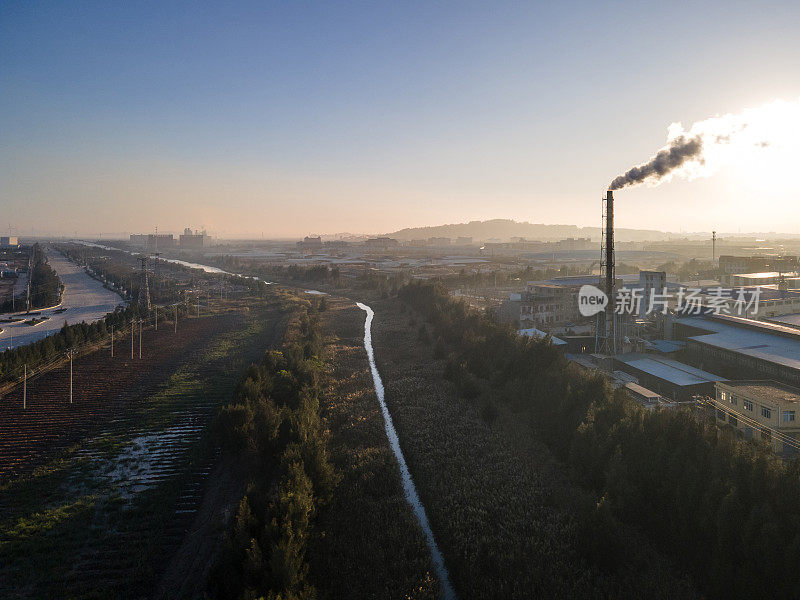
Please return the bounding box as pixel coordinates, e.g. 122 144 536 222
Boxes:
367 295 697 599
307 296 439 600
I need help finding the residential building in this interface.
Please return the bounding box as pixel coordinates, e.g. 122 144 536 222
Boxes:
364 237 399 250
519 282 581 329
713 380 800 455
146 233 175 251
129 234 148 247
180 228 206 249
638 270 666 314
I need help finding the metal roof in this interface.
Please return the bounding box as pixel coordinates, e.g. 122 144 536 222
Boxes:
616 352 726 387
518 327 568 346
676 315 800 372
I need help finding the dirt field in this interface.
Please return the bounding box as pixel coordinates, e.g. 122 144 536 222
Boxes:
0 299 287 599
0 314 236 480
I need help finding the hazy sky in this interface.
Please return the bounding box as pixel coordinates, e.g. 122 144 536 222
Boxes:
3 1 800 238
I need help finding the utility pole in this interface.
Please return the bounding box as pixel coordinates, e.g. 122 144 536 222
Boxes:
111 325 114 357
196 295 200 317
174 304 178 333
131 320 134 360
67 349 73 404
23 364 27 409
155 308 158 331
139 319 142 359
26 252 32 313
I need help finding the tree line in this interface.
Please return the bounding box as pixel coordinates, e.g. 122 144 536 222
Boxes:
0 244 62 313
400 280 800 599
0 303 179 384
209 301 337 600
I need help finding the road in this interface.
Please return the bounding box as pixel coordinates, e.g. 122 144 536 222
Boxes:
0 249 123 351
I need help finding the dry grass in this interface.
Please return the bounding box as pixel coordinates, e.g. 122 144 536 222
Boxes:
308 296 438 600
368 296 696 599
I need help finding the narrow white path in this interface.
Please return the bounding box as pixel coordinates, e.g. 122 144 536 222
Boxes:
356 302 456 600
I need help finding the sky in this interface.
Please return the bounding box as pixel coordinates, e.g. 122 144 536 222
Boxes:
2 0 800 239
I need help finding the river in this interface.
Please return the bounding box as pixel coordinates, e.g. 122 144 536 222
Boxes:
356 302 456 600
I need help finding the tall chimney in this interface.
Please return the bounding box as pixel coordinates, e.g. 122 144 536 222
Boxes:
605 190 615 353
606 191 614 301
712 230 716 264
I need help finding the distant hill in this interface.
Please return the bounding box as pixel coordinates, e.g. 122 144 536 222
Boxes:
386 219 670 243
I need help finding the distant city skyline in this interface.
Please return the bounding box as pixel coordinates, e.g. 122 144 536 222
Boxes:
3 1 800 237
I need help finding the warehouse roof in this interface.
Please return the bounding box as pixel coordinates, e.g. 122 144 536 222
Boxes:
616 353 726 387
676 315 800 371
518 327 568 346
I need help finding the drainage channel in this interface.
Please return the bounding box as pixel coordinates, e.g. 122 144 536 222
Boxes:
356 302 456 600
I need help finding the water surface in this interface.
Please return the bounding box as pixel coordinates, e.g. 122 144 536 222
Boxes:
356 302 456 600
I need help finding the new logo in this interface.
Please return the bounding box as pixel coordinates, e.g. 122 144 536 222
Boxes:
578 285 608 317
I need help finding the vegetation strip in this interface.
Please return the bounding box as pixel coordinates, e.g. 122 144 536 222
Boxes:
210 296 337 599
358 302 456 600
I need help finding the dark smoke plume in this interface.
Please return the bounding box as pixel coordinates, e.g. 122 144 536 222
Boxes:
609 135 704 191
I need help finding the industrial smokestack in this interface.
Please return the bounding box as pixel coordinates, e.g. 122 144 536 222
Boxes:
605 190 614 299
712 231 717 264
605 190 615 354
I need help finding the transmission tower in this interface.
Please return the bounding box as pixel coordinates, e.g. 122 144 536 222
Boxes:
137 256 151 310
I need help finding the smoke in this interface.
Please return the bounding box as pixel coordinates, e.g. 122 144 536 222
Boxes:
608 97 800 191
609 135 704 190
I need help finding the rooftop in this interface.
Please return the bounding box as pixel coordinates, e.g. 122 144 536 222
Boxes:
625 382 664 401
717 380 800 405
767 313 800 328
676 315 800 371
518 327 568 346
646 339 685 353
617 353 726 387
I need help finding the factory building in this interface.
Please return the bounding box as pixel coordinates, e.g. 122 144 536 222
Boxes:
673 314 800 388
712 380 800 455
730 272 799 288
613 352 726 401
0 236 19 248
296 236 322 251
719 255 799 278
